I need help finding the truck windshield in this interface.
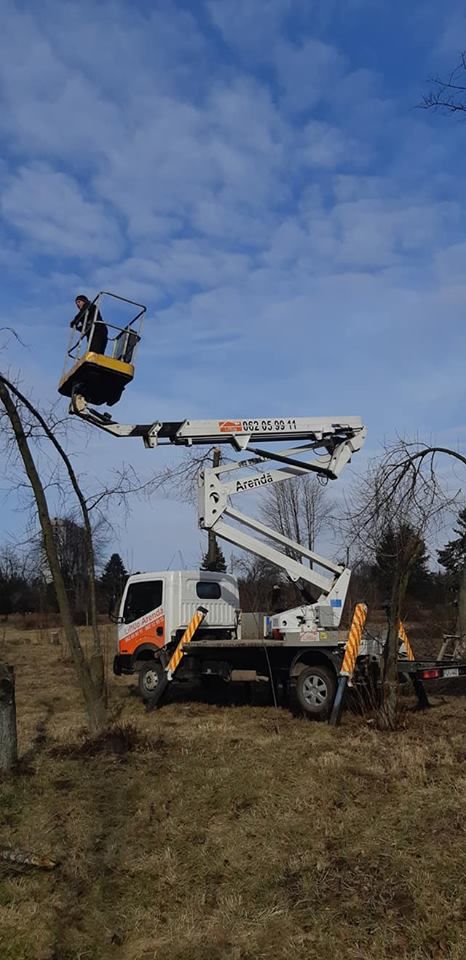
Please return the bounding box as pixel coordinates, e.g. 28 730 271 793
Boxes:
123 580 163 623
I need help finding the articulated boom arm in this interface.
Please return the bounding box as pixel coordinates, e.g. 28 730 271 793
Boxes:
72 397 366 622
72 397 364 463
198 426 366 613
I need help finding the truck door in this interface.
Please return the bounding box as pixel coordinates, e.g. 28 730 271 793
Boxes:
118 578 165 658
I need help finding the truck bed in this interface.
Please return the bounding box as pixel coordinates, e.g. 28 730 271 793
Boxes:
188 638 466 683
190 636 341 649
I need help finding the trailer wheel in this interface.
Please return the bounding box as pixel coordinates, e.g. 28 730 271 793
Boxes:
138 661 164 703
292 664 336 720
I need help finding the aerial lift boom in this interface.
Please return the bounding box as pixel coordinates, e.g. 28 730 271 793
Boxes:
58 301 466 717
60 292 366 640
72 402 364 457
72 393 367 638
197 429 366 639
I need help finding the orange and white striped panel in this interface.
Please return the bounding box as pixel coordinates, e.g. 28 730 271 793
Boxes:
340 603 368 678
399 622 415 661
166 607 207 678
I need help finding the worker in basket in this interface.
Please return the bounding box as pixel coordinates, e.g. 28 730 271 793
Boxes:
71 295 108 355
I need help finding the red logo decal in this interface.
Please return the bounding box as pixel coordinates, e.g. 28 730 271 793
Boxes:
218 420 242 433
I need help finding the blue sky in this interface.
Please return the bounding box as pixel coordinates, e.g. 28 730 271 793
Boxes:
1 0 466 571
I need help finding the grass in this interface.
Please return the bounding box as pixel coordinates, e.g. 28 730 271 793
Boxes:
0 623 465 959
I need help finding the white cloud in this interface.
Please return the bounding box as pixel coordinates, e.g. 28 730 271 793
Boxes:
297 120 372 173
434 3 466 58
300 121 349 169
275 37 345 112
92 243 252 306
328 199 441 269
91 76 290 245
1 165 122 260
435 239 466 280
207 0 293 55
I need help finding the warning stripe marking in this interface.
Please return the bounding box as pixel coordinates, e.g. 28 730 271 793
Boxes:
166 608 207 677
340 602 368 677
399 622 415 661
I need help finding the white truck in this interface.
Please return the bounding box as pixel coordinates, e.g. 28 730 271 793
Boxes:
113 563 353 716
113 562 367 717
99 412 371 717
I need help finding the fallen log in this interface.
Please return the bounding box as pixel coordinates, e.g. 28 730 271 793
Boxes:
0 848 58 870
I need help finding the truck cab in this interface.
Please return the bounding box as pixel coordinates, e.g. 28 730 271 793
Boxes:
113 570 240 676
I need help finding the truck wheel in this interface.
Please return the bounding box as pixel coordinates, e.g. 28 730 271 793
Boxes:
138 661 164 703
292 665 336 720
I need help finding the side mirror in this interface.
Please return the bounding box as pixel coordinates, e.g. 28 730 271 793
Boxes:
108 595 123 623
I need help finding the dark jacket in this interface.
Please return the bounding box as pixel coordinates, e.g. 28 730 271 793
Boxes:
70 302 103 337
70 300 108 355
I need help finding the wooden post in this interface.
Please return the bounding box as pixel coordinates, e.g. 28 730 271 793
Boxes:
0 664 17 772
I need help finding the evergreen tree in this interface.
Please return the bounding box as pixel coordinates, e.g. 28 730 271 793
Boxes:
201 540 227 573
438 507 466 584
374 523 431 601
101 553 128 599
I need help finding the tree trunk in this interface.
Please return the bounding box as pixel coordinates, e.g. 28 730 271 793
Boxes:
0 664 17 771
0 382 106 734
378 585 402 731
378 543 422 731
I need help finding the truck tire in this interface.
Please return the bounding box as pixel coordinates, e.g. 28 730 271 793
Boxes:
291 664 336 720
138 661 164 704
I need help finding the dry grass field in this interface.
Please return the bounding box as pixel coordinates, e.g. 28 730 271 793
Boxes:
0 622 465 960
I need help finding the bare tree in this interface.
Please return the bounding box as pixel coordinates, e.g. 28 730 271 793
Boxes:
231 554 282 612
0 379 107 732
343 439 457 729
37 513 109 621
0 373 107 691
101 446 220 508
223 476 332 614
0 545 36 616
260 474 331 564
379 441 466 643
421 52 466 114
